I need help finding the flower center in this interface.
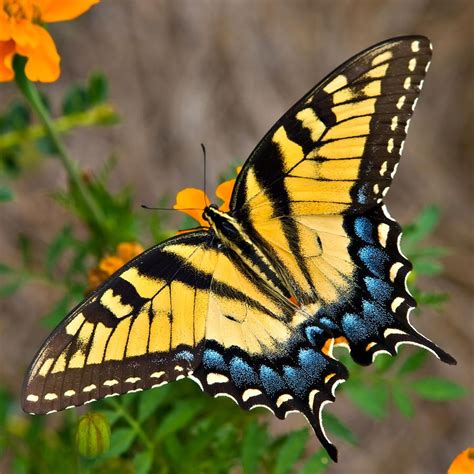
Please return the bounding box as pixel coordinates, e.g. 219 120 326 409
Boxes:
3 0 41 22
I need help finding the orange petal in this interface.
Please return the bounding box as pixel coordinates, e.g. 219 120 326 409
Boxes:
0 12 12 41
16 25 60 82
216 178 235 212
0 40 15 82
10 19 39 48
448 448 474 474
173 188 210 228
116 242 144 262
98 256 124 276
39 0 101 22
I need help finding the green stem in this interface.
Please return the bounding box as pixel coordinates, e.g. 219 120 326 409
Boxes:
106 398 154 452
0 104 116 150
13 56 106 233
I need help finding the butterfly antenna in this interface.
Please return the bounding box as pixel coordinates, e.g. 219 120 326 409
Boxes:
201 143 207 209
141 204 203 211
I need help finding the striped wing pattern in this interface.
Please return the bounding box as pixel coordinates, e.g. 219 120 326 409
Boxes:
22 36 455 462
23 230 347 457
22 232 214 414
230 36 454 366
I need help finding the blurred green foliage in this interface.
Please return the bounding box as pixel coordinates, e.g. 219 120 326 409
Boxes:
0 74 466 474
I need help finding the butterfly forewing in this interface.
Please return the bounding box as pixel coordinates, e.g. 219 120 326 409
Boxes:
22 232 215 414
232 36 432 217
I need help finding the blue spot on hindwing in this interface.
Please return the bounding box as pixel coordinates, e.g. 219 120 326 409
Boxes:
283 366 309 397
357 184 370 204
229 357 258 387
305 325 324 345
358 246 389 278
363 300 393 328
202 349 226 371
259 365 286 396
354 216 374 243
318 316 338 331
364 276 393 301
342 313 371 342
174 350 194 363
298 348 327 378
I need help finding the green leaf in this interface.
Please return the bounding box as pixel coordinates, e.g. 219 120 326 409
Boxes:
403 206 440 246
415 291 449 308
0 278 23 297
374 353 396 372
45 226 74 277
133 451 153 474
0 388 12 427
242 421 269 474
397 350 428 376
410 246 450 259
18 235 32 268
36 135 59 155
345 381 389 419
0 186 13 202
62 85 89 115
88 73 108 105
392 385 414 418
11 457 29 474
5 101 30 131
0 263 13 274
97 409 121 426
42 295 71 328
413 259 442 276
300 449 332 474
155 400 205 441
274 429 309 474
105 428 136 457
137 386 170 423
322 412 357 446
411 377 467 400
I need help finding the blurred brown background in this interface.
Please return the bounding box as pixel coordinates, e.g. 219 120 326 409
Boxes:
1 0 473 472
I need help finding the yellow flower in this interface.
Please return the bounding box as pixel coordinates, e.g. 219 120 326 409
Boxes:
448 448 474 474
0 0 100 82
86 242 144 293
173 167 240 229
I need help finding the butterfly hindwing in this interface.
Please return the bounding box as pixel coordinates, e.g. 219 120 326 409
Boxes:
192 247 348 459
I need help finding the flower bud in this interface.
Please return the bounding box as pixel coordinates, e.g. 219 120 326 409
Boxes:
75 412 110 458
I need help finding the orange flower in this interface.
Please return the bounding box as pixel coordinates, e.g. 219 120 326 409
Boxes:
86 242 144 293
173 167 240 229
0 0 100 82
448 448 474 474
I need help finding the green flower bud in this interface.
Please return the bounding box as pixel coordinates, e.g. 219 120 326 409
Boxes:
76 412 110 458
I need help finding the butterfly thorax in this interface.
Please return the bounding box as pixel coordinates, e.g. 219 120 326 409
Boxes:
203 205 291 298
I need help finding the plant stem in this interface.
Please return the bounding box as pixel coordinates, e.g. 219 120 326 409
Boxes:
0 104 116 150
106 398 154 452
13 56 106 233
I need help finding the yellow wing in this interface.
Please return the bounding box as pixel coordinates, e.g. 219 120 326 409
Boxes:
22 232 215 414
229 36 455 367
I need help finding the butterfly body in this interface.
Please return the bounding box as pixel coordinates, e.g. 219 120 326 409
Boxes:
203 204 293 299
23 36 455 462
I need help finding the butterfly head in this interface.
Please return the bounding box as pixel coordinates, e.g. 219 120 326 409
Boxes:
202 204 240 242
